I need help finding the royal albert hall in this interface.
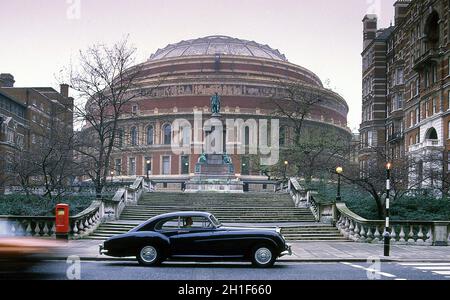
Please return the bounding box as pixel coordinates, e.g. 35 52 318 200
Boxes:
107 36 351 187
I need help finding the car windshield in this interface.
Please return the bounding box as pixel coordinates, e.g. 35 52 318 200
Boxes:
209 215 221 227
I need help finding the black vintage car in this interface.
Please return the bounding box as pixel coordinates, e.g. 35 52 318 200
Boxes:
99 211 292 268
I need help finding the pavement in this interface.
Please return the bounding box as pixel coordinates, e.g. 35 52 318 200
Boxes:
52 239 450 263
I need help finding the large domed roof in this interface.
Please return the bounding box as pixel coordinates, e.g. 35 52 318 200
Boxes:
149 35 288 62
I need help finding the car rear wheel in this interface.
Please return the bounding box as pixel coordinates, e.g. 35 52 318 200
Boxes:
251 245 276 268
137 245 162 266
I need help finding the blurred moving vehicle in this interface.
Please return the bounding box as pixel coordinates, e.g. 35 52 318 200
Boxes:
100 211 292 268
0 222 64 274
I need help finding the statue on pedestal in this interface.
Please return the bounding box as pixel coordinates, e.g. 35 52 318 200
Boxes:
210 92 221 115
198 153 207 163
222 153 232 164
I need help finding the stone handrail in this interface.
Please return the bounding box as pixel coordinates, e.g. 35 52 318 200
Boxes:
70 200 102 239
288 178 322 221
287 178 306 207
104 177 149 221
336 203 450 246
307 193 320 222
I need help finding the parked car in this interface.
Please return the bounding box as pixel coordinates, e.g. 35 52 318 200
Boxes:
99 211 291 268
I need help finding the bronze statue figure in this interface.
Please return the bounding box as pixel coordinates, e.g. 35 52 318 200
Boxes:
210 92 221 115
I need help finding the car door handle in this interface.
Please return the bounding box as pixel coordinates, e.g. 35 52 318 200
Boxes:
177 230 189 234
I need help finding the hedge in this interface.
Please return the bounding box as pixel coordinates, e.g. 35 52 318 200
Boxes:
303 180 450 221
0 195 94 216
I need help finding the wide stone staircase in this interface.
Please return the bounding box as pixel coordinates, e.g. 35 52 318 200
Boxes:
88 192 346 241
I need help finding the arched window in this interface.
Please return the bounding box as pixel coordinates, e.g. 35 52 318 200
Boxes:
182 126 191 147
424 11 440 49
425 127 438 140
147 125 154 145
163 124 171 145
244 127 250 146
130 127 138 146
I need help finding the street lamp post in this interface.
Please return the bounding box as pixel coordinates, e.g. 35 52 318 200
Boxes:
384 162 392 257
335 166 343 202
283 161 288 182
146 160 151 180
110 171 114 184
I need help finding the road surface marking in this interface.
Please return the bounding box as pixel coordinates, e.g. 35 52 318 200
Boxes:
416 266 450 270
398 263 450 278
433 271 450 276
398 263 450 266
340 262 397 278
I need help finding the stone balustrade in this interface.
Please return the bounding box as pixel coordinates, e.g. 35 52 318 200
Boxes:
0 200 102 239
336 203 450 246
70 200 103 239
0 177 151 239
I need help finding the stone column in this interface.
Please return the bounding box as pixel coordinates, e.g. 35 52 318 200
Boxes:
155 121 161 145
433 222 449 246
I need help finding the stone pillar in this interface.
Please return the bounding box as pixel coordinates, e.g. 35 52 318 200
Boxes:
433 223 449 246
155 121 161 145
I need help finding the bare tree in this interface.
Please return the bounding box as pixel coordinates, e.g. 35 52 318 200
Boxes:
339 144 447 219
269 80 325 146
66 38 160 198
289 127 350 182
259 81 348 181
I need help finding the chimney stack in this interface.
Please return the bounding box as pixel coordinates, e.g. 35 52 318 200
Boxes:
394 1 410 26
60 84 69 98
362 14 378 50
0 73 15 88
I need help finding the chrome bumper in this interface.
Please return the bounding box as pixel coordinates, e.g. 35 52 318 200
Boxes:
99 244 108 255
280 244 292 257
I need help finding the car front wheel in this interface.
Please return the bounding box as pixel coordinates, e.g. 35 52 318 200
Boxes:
137 245 162 266
251 245 276 268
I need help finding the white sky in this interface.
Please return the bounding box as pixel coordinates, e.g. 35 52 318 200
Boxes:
0 0 396 131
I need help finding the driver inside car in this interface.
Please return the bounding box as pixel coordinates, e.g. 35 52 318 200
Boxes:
182 217 193 228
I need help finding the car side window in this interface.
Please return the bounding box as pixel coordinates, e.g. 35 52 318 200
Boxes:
155 217 180 231
181 216 213 229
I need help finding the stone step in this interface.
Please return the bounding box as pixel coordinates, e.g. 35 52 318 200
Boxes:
119 219 316 222
121 213 314 217
87 191 345 241
138 204 295 208
120 214 315 218
126 206 310 210
119 215 315 219
122 208 311 212
123 209 312 212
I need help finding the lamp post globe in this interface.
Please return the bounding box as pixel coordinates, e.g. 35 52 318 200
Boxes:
335 166 343 202
146 160 151 179
283 161 288 182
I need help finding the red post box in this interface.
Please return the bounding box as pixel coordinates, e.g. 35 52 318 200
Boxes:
55 204 70 240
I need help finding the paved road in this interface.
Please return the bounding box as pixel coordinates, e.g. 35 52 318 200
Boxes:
3 260 450 280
